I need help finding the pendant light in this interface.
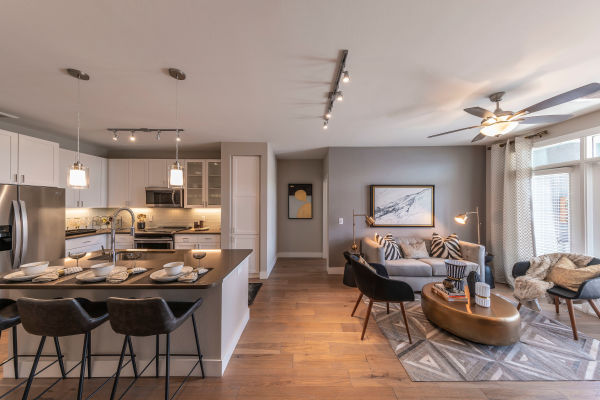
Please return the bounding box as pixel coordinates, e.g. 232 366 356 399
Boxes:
67 68 90 189
168 68 185 188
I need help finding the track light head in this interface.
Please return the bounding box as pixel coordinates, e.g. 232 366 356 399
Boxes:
342 71 350 83
323 121 328 130
325 111 331 120
176 130 181 142
112 131 118 141
156 130 161 141
129 131 136 142
336 91 343 102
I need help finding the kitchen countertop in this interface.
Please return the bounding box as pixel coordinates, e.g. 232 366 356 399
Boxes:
66 228 221 239
0 249 251 289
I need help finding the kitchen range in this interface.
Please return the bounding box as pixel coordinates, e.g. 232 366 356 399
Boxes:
133 226 191 249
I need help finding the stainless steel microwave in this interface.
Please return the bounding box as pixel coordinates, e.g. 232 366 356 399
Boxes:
145 187 184 208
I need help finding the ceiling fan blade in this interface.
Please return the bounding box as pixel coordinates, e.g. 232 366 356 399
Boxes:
471 133 486 143
464 107 494 119
516 83 600 116
427 125 481 138
518 114 574 125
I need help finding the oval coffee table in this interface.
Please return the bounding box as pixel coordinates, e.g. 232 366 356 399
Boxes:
420 282 521 346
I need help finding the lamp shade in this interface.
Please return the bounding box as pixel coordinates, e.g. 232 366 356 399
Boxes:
67 161 89 189
168 161 184 188
454 213 468 224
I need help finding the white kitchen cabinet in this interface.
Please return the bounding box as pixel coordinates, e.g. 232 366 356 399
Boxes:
108 159 130 207
65 234 108 255
184 159 220 208
174 234 220 249
0 129 18 184
148 159 168 187
60 149 108 208
129 159 149 207
18 134 59 187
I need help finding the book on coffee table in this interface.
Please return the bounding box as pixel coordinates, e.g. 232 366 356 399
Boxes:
432 283 468 302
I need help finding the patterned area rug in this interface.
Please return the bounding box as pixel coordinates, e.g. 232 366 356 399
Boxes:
369 296 600 381
248 282 263 306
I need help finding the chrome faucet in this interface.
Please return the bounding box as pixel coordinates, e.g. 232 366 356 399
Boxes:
111 207 135 264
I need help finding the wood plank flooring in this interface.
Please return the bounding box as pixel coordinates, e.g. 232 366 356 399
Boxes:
1 257 600 399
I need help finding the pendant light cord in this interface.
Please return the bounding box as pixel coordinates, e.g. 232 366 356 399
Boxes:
76 77 81 163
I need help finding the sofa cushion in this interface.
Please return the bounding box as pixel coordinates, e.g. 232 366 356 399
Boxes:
419 258 480 276
385 259 432 277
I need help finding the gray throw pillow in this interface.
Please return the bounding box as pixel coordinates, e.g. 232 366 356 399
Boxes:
398 239 429 259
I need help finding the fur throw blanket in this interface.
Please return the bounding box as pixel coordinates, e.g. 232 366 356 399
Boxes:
513 253 593 302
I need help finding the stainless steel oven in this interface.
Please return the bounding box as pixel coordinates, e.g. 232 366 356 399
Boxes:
133 237 174 250
145 187 183 208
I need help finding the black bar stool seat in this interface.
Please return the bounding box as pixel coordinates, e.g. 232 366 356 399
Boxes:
107 297 204 400
0 299 21 382
17 297 114 400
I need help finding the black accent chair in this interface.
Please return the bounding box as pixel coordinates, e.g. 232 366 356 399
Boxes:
512 257 600 341
349 254 415 341
0 299 21 379
16 297 114 400
107 297 205 400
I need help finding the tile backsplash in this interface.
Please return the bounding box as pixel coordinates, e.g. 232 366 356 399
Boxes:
66 207 221 231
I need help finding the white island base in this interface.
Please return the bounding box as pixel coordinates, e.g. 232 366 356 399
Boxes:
2 257 249 378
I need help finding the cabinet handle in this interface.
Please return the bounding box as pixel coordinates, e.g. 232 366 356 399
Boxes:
21 175 25 183
13 174 18 183
81 201 83 207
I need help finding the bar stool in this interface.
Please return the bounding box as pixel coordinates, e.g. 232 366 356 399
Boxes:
107 297 204 400
0 299 21 379
16 297 125 400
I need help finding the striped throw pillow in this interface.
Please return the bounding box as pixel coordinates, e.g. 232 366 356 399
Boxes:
375 233 402 260
430 233 462 260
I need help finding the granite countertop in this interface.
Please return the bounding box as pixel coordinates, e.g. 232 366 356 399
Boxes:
0 249 251 289
175 229 221 235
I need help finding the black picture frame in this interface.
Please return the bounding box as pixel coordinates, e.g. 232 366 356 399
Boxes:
369 185 435 227
288 183 313 219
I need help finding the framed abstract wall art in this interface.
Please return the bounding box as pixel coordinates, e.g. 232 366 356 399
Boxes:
288 183 313 219
370 185 434 227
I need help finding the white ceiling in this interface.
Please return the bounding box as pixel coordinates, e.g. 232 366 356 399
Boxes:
2 0 600 156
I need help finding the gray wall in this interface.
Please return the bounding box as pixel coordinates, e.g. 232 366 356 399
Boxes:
277 159 323 254
327 146 486 268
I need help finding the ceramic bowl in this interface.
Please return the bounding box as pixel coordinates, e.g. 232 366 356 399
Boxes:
163 262 184 276
90 262 115 277
20 261 49 276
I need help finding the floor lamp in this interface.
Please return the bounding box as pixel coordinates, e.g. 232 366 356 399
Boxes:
352 210 375 252
454 206 480 244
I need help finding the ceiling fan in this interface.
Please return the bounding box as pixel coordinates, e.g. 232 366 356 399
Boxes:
428 83 600 142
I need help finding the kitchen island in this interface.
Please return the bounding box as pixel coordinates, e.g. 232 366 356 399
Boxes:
0 249 251 378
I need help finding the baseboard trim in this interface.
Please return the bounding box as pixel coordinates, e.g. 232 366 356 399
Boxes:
327 266 344 275
277 252 323 258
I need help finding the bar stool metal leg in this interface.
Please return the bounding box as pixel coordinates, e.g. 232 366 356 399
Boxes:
110 335 129 400
22 336 45 400
53 337 67 379
87 332 92 379
127 336 138 378
77 332 90 400
191 314 205 378
165 333 170 400
12 326 19 379
155 335 160 378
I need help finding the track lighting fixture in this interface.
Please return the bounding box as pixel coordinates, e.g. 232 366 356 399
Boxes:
112 130 118 141
176 130 181 142
156 130 161 141
106 128 183 141
321 50 349 129
129 131 136 142
323 120 328 130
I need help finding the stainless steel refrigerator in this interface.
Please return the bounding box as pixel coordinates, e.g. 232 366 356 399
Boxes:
0 184 65 273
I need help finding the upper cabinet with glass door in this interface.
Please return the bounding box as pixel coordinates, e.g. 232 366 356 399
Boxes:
184 159 220 208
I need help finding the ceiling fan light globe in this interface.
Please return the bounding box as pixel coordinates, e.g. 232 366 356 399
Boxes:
480 120 518 137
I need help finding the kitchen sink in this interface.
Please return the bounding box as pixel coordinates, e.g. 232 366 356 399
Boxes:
89 250 176 261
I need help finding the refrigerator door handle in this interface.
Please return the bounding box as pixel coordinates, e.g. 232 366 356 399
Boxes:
19 200 28 264
11 200 22 269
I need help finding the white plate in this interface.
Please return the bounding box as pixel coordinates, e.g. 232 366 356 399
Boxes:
3 266 62 282
76 266 128 283
150 266 194 282
197 268 209 274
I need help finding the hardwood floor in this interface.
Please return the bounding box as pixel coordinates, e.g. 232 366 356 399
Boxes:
1 258 600 399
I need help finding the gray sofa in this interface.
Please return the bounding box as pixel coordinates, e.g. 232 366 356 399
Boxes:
361 236 485 292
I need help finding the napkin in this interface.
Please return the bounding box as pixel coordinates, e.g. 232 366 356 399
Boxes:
178 270 198 283
106 267 148 284
32 266 83 283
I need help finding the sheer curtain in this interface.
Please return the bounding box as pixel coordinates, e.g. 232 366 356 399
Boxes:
488 137 535 285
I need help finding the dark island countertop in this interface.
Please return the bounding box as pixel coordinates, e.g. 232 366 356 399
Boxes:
0 249 251 290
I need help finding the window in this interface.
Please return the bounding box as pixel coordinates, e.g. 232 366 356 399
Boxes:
532 172 571 255
532 139 580 167
586 134 600 158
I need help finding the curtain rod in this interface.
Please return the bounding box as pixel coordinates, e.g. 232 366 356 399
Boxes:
486 130 548 150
